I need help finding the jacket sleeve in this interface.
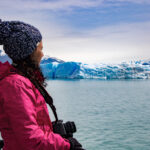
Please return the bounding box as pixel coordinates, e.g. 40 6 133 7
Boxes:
2 78 70 150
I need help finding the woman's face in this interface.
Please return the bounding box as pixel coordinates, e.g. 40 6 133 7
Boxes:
31 40 44 65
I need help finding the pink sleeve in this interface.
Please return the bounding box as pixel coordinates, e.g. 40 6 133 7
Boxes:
2 79 70 150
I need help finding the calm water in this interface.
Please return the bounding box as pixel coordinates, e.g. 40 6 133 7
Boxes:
46 79 150 150
1 79 150 150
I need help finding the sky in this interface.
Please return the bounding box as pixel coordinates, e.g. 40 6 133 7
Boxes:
0 0 150 64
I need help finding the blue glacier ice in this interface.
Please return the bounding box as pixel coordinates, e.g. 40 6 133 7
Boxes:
1 49 150 79
40 59 150 79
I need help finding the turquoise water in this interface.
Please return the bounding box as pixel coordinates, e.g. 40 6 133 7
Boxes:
46 79 150 150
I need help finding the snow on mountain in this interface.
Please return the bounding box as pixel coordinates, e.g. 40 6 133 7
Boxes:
142 58 150 65
0 49 12 64
1 49 150 79
41 55 64 64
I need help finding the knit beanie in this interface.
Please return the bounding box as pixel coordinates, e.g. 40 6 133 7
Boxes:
0 19 42 61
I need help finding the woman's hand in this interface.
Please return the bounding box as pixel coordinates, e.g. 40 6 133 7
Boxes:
67 137 86 150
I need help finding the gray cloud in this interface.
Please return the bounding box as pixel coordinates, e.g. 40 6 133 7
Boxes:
0 0 150 63
110 0 150 4
0 0 150 12
40 21 150 63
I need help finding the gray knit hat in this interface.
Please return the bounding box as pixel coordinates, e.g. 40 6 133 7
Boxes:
0 19 42 61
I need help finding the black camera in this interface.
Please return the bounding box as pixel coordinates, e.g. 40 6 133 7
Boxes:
0 140 4 149
52 120 77 138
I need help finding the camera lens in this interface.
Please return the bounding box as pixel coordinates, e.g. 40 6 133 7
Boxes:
64 121 76 134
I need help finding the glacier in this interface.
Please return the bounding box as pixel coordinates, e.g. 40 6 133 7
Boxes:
1 49 150 79
40 60 150 80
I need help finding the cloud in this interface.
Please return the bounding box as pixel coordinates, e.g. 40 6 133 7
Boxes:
0 0 103 11
110 0 150 4
0 0 150 63
1 9 150 63
42 21 150 63
0 0 150 12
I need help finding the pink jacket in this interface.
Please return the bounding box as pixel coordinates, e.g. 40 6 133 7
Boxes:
0 61 70 150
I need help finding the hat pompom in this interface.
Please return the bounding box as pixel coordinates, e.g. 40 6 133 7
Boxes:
0 19 11 45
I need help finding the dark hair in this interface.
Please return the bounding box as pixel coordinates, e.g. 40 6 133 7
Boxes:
12 55 47 88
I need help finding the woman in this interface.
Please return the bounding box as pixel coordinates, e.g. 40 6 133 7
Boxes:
0 19 84 150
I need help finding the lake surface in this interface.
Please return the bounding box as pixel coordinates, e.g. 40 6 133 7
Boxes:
1 79 150 150
46 79 150 150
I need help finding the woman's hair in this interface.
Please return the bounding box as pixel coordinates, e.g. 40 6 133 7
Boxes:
12 55 47 88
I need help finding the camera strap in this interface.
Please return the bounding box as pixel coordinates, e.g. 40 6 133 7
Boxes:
32 78 59 122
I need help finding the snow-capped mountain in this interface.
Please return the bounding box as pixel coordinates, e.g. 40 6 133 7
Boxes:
41 55 65 64
1 49 150 79
142 59 150 65
0 49 12 64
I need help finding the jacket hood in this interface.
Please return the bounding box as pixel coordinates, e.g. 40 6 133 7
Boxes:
0 61 17 80
0 61 45 83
